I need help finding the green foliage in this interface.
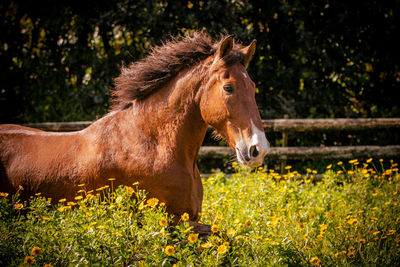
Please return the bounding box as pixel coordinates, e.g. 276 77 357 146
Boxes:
1 159 399 266
1 1 399 123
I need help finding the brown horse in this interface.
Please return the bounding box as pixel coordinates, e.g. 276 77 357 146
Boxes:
0 32 269 233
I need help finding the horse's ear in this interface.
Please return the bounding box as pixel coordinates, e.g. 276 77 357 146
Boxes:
216 35 234 60
241 39 256 68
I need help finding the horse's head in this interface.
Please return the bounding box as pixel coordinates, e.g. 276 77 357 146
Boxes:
199 36 270 167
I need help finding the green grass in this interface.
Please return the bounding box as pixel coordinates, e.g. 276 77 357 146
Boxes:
1 159 399 266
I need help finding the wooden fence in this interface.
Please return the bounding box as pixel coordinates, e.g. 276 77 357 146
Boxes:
24 118 400 161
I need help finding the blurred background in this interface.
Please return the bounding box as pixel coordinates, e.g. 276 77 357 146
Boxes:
1 0 399 172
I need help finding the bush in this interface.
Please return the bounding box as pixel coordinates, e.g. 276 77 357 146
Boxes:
1 159 399 266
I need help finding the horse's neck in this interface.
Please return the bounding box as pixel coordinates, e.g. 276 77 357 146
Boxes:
97 68 208 167
135 69 208 162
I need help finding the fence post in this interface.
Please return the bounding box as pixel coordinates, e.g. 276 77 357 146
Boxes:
280 114 289 171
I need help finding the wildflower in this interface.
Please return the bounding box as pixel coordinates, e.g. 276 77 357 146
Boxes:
159 217 168 227
31 246 41 256
347 218 359 226
217 244 228 254
34 192 41 196
19 185 24 190
164 245 175 256
211 224 219 233
14 203 23 210
337 161 343 165
108 178 116 181
310 256 321 266
245 219 252 227
59 198 66 203
67 201 76 206
201 242 213 248
42 216 50 221
326 164 332 169
78 183 85 187
347 246 356 258
0 192 9 197
181 212 189 222
24 256 34 264
358 237 367 244
57 207 65 212
285 165 292 170
270 241 280 246
227 229 236 237
146 198 159 208
125 186 134 195
74 196 83 200
44 264 53 267
188 233 199 243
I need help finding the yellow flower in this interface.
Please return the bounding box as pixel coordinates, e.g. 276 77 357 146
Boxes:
67 201 76 206
217 244 228 254
57 207 65 212
44 264 54 267
270 241 280 246
78 183 85 187
326 164 332 169
164 245 175 256
347 247 356 258
347 218 358 225
227 229 236 237
14 203 23 210
19 185 24 190
181 212 189 222
74 196 83 200
245 220 252 227
310 256 321 266
59 198 66 203
24 256 34 264
188 233 199 243
159 217 168 227
211 224 219 233
146 198 159 208
108 178 116 181
201 242 213 248
31 246 41 256
0 192 9 197
42 216 50 221
285 165 292 170
125 186 134 195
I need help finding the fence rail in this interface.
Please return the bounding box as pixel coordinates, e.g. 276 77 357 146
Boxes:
23 118 400 160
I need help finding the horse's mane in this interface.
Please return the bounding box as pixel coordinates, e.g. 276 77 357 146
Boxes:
111 31 245 110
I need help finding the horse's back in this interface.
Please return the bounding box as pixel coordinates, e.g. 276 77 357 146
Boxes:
0 124 42 194
0 123 44 133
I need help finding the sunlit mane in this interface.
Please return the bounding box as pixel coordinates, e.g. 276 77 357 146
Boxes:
111 31 245 110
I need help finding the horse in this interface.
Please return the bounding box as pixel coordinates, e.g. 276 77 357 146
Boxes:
0 32 270 234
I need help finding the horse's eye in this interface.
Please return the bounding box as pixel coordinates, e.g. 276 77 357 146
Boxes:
223 84 235 94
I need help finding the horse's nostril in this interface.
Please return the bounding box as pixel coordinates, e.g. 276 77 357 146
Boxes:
250 145 259 158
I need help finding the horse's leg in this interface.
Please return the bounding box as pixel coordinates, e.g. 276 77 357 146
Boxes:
189 221 212 237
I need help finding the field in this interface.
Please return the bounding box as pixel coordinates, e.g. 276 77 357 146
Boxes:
1 159 399 266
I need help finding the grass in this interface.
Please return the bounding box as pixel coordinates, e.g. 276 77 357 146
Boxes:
0 158 399 266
